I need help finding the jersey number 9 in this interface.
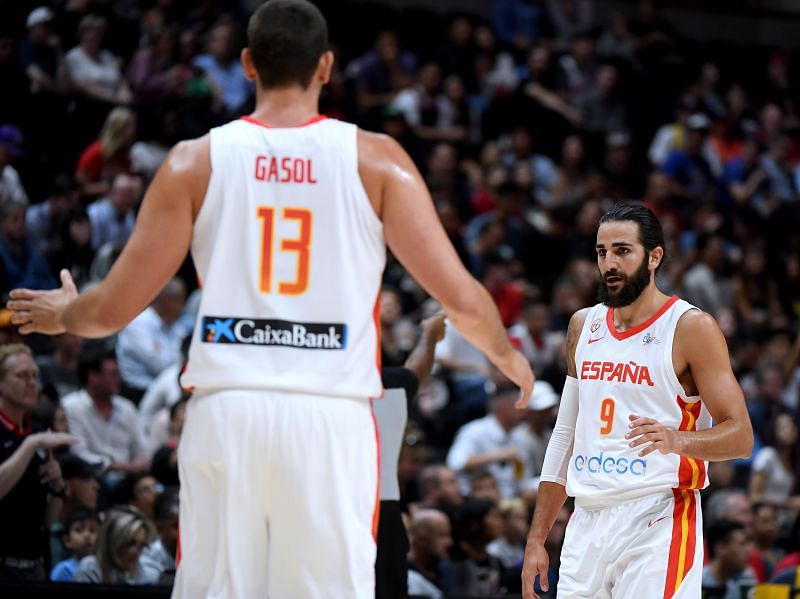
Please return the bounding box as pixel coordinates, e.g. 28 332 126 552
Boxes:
600 397 615 435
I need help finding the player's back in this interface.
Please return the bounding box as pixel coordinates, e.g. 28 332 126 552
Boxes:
567 297 712 507
182 116 385 400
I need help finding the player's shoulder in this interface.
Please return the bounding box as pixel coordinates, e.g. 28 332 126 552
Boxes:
167 134 210 175
568 307 594 334
356 129 406 166
675 308 719 337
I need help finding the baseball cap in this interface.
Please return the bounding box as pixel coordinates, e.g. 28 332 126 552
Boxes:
687 113 711 131
525 380 559 411
59 453 103 480
26 7 54 29
0 125 25 157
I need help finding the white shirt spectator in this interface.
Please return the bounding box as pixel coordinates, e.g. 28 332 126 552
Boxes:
116 307 189 391
446 415 531 498
434 322 489 381
140 539 175 584
752 446 794 504
487 537 524 569
138 363 183 450
87 197 135 250
62 389 150 469
64 46 124 98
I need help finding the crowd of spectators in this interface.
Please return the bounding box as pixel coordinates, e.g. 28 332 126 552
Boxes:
1 0 800 596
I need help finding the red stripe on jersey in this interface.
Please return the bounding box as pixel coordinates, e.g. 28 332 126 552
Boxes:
607 295 679 340
370 399 381 542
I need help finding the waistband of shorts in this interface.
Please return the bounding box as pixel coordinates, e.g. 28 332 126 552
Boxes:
190 388 373 404
574 488 691 511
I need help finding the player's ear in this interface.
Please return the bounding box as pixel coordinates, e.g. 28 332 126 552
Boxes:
317 50 334 86
649 246 664 270
241 48 258 83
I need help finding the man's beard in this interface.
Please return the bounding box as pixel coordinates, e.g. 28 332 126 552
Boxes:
597 253 651 308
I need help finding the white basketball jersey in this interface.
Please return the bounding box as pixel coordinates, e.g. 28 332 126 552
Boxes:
181 116 385 400
567 296 711 506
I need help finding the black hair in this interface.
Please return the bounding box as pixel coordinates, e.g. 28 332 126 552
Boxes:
247 0 329 90
599 201 666 273
64 509 100 533
77 350 116 387
706 519 744 559
153 488 179 522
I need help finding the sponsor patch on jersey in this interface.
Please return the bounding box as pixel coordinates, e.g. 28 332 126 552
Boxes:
642 332 660 345
573 453 648 477
201 316 347 350
590 318 602 333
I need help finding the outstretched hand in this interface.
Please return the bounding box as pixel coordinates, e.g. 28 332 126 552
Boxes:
7 269 78 335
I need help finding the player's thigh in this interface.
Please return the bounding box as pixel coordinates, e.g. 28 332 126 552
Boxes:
557 509 612 599
611 491 703 599
267 395 379 598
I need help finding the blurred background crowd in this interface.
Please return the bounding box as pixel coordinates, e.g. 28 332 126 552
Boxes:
1 0 800 596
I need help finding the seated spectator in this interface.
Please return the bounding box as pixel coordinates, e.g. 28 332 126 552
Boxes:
74 506 155 584
138 337 188 448
732 246 787 335
661 113 718 201
517 380 559 489
19 7 64 95
474 25 518 99
447 384 530 499
63 15 132 106
36 333 83 400
751 503 784 582
469 471 502 504
0 344 76 581
508 301 563 377
418 464 464 514
0 124 30 206
141 489 179 585
26 174 80 256
62 352 150 479
435 319 490 416
701 520 758 598
149 400 186 489
773 513 800 577
87 172 142 251
50 509 99 582
116 278 189 400
450 499 505 596
681 233 731 316
573 64 627 135
46 206 95 291
480 250 525 328
113 472 162 521
501 128 559 207
407 509 455 599
192 18 252 117
749 414 800 521
352 31 417 119
492 0 552 51
50 453 101 566
748 363 794 447
487 497 527 569
75 108 137 199
0 192 55 294
127 26 188 106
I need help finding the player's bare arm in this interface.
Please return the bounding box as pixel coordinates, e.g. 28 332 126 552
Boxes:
521 307 589 599
9 136 210 337
357 129 534 401
627 309 754 460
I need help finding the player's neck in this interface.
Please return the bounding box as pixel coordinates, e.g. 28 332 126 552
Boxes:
250 87 321 127
610 284 671 332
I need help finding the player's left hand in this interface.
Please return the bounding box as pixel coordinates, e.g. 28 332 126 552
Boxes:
626 414 679 457
7 269 78 335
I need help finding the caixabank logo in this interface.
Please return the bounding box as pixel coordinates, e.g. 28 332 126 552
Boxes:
202 316 347 350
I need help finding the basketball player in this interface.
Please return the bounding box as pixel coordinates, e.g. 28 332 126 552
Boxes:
518 202 752 599
7 1 533 597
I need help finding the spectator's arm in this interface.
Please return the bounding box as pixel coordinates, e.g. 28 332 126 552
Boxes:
0 438 38 500
403 315 445 385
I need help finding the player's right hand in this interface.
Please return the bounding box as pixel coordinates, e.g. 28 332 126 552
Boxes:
7 269 78 335
521 538 550 599
494 349 534 410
